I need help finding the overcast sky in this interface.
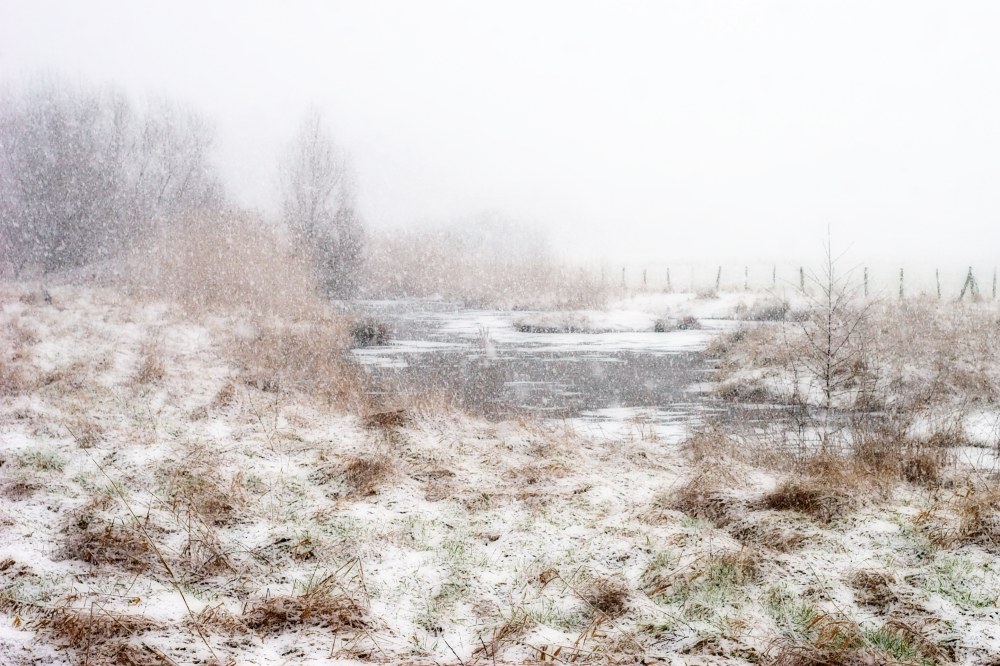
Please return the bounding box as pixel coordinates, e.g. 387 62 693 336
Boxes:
2 1 999 265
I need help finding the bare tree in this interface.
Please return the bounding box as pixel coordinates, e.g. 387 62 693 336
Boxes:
0 79 222 278
129 99 223 227
0 81 131 274
797 238 874 446
279 112 364 297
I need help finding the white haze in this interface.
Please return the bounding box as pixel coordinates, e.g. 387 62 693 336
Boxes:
1 0 999 267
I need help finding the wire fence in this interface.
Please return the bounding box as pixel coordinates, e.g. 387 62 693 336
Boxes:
593 262 999 300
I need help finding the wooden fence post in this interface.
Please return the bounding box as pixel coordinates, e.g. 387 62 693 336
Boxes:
715 266 722 292
863 267 869 298
899 268 904 299
799 267 805 293
936 269 941 300
772 265 776 289
959 267 977 300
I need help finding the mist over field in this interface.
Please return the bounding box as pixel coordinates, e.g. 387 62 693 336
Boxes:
4 0 1000 267
2 3 1000 665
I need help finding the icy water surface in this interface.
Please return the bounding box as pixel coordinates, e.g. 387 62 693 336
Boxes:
351 301 744 438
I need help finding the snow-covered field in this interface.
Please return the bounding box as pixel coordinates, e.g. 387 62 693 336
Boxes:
1 284 999 665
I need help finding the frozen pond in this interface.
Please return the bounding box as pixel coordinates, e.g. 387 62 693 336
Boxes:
351 300 746 438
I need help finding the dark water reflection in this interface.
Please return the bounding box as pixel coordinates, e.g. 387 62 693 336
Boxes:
351 301 731 422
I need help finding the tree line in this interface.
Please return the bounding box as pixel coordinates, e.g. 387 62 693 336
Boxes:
0 78 361 297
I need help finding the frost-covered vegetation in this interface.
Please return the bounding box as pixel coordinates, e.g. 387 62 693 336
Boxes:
2 280 999 664
2 77 1000 666
0 79 593 307
363 217 608 309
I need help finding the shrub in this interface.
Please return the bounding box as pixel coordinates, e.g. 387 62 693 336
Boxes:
229 318 364 406
743 298 790 321
348 317 391 347
362 218 606 309
128 211 323 317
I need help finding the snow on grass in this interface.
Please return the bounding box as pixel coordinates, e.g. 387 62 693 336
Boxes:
1 283 998 663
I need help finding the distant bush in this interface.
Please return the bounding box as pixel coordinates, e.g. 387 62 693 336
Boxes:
655 315 702 332
347 317 391 347
127 211 321 318
363 216 606 309
738 298 790 321
228 317 367 408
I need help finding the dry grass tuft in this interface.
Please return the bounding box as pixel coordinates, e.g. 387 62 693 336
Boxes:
472 609 533 662
67 415 104 448
64 517 153 573
289 535 320 561
513 459 570 487
230 318 366 406
849 570 899 612
728 512 810 552
342 454 395 497
647 549 761 609
851 417 953 487
715 378 776 404
182 524 235 577
769 619 868 666
710 550 762 584
363 408 410 430
243 575 367 636
37 361 87 391
193 604 248 635
772 613 949 666
363 224 607 309
2 478 40 501
761 477 855 525
581 577 630 619
210 381 237 410
873 619 953 664
918 485 1000 552
668 460 744 527
45 606 159 644
0 356 27 395
681 427 743 465
671 483 742 528
754 450 875 524
896 448 949 486
164 468 242 527
0 599 163 665
132 345 166 386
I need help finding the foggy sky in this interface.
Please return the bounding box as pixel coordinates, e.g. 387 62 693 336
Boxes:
2 1 999 265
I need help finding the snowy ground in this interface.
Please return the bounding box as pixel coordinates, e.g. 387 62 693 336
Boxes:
1 284 999 664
